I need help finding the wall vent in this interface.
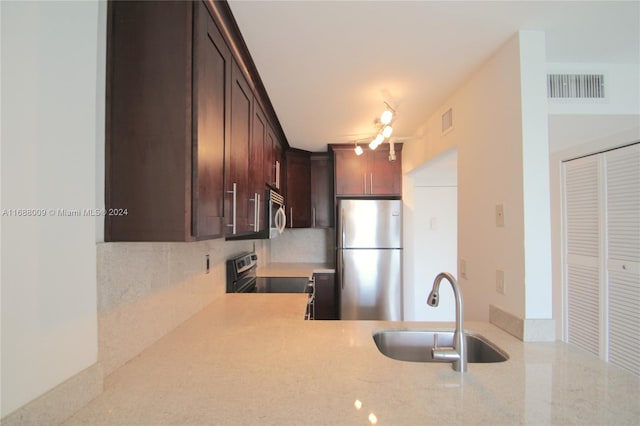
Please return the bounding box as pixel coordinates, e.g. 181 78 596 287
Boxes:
441 108 453 133
547 74 605 99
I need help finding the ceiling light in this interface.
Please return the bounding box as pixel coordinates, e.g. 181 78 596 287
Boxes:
354 144 363 156
380 109 393 125
382 125 393 138
369 133 384 150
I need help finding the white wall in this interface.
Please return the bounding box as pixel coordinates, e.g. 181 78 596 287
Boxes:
519 32 553 319
403 149 457 321
1 1 103 416
403 31 552 322
547 63 640 116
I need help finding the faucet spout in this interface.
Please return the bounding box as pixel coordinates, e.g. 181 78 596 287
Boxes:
427 272 467 372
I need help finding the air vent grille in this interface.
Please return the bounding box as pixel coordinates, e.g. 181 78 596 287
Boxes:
547 74 605 99
442 108 453 133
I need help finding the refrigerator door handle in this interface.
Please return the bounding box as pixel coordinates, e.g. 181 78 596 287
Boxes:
339 207 346 289
339 249 344 290
341 208 346 249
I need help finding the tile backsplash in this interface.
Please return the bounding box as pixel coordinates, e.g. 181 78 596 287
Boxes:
269 228 335 264
97 238 266 376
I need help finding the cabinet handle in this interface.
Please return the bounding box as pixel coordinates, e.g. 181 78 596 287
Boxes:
290 207 293 228
226 183 237 234
312 207 316 228
370 173 373 194
249 192 259 232
363 173 367 194
275 161 280 189
256 193 260 231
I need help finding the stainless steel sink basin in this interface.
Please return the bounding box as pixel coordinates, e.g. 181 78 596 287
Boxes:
373 329 509 363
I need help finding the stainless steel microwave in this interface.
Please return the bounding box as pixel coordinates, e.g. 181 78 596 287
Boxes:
267 189 286 238
225 188 286 240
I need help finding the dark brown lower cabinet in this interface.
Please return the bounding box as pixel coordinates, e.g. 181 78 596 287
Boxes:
314 273 338 320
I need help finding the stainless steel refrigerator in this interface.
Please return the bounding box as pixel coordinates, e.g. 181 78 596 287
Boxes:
337 199 402 320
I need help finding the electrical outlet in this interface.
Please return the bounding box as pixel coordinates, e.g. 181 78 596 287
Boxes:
496 269 505 294
496 203 505 227
460 259 467 279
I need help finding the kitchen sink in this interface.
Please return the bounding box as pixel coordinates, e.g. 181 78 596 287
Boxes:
372 329 508 363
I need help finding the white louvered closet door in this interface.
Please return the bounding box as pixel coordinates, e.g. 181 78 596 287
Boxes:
605 144 640 375
563 142 640 376
564 155 602 358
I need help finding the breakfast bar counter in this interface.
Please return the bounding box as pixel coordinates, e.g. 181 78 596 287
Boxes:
64 294 640 425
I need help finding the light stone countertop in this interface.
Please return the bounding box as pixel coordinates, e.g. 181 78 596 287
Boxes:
64 294 640 425
257 262 335 279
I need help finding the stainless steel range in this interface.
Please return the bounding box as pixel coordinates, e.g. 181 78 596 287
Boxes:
226 252 315 319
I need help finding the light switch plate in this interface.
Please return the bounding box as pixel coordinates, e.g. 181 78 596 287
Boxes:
496 269 505 294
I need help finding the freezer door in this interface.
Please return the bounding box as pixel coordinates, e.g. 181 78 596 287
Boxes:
339 248 402 320
338 199 402 249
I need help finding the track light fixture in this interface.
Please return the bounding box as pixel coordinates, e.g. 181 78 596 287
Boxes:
380 102 394 125
352 102 397 156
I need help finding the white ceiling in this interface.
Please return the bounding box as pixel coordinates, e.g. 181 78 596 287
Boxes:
228 1 640 152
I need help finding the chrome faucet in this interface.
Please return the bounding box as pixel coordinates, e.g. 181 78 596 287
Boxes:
427 272 467 372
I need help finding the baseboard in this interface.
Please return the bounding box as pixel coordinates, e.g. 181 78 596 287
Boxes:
1 362 103 426
489 304 556 342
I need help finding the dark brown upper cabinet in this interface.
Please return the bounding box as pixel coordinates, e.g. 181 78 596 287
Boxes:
227 62 252 236
310 153 334 228
106 1 199 241
331 144 403 197
193 1 229 239
249 101 267 232
285 149 312 228
105 0 289 241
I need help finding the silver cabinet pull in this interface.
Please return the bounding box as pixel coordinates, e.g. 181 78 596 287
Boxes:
290 207 293 228
363 173 367 194
312 207 316 228
256 193 260 231
249 192 259 232
226 183 237 234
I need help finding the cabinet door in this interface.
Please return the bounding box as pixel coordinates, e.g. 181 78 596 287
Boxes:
273 136 283 191
334 148 366 196
310 153 334 228
314 273 338 320
192 2 228 239
249 100 266 231
369 148 402 196
264 125 275 189
285 149 311 228
227 62 252 235
106 1 192 241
